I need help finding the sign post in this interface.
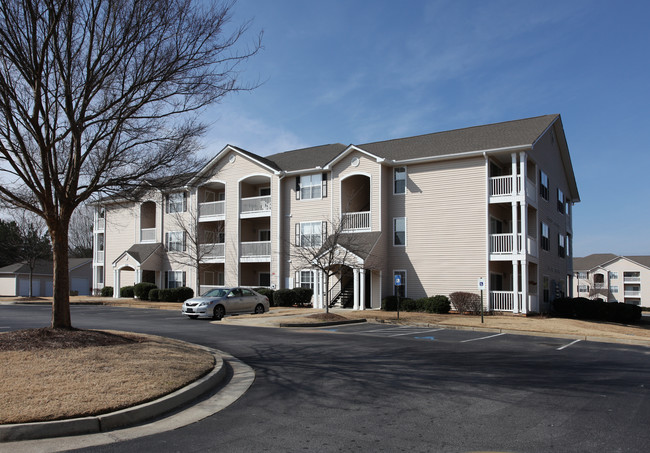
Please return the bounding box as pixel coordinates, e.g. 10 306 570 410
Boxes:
394 274 402 320
477 277 485 324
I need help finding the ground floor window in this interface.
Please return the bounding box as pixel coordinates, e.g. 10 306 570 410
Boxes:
96 266 104 285
259 272 271 287
298 270 315 290
166 271 186 288
393 270 406 298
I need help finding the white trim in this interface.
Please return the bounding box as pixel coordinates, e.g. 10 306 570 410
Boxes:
237 173 273 184
393 166 407 195
323 145 384 169
393 217 406 247
190 145 280 184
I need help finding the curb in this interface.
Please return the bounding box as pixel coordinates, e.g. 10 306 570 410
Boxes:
279 318 367 328
0 348 227 442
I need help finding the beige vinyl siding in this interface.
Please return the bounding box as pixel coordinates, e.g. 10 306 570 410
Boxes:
104 202 138 288
386 157 487 299
529 126 572 293
197 149 277 288
573 258 650 308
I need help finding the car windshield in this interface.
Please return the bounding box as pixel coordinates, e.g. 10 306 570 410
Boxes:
204 289 228 298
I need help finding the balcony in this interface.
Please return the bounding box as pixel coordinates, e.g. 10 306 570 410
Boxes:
140 228 156 243
624 276 641 283
489 175 536 205
342 211 371 232
489 233 537 258
94 250 104 264
240 241 271 261
240 196 271 218
624 290 641 297
490 291 523 312
200 243 225 262
198 201 225 221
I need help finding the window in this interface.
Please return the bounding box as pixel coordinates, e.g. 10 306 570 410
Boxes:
167 192 186 213
577 285 589 293
296 174 323 200
166 231 185 252
393 217 406 246
540 223 549 251
609 271 618 279
297 221 324 247
166 271 185 289
576 272 588 280
259 230 271 242
394 167 406 194
394 270 406 298
97 267 104 285
259 272 271 287
539 171 549 200
299 270 315 290
558 233 565 258
610 285 618 293
557 189 565 213
217 192 226 201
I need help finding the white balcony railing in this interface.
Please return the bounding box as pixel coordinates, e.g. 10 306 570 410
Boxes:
593 283 607 289
200 243 225 260
240 195 271 215
240 241 271 258
489 175 515 197
199 200 225 219
490 291 523 312
342 211 371 232
624 276 641 283
490 233 537 257
94 217 105 232
624 291 641 297
140 228 156 243
94 250 104 263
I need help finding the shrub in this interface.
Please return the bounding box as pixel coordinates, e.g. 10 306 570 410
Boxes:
450 291 482 314
428 295 451 314
293 287 313 306
552 297 642 323
134 282 157 301
149 289 160 302
120 286 135 298
255 288 275 306
175 286 194 302
274 288 299 307
101 286 113 297
381 295 413 311
69 290 79 296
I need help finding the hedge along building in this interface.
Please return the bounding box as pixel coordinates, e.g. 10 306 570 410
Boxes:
92 114 579 313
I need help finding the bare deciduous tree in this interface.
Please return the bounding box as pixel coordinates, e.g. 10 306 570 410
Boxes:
69 203 93 258
0 0 261 328
12 211 52 297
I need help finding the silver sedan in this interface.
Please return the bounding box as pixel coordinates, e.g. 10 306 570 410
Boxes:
181 287 270 320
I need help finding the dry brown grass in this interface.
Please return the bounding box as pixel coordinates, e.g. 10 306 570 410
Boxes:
0 329 214 424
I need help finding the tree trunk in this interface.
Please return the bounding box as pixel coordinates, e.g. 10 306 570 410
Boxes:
51 222 72 329
325 275 330 314
28 269 33 298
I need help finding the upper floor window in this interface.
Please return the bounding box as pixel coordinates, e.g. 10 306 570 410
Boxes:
609 271 618 279
558 233 566 258
576 272 588 280
557 189 565 214
577 285 589 293
296 221 325 247
393 217 406 246
610 285 619 293
296 173 326 200
394 167 406 194
539 171 549 200
167 192 187 213
166 231 186 252
541 222 549 251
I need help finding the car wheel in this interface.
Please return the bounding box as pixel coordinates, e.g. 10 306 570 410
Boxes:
254 303 265 314
188 315 198 319
213 305 225 320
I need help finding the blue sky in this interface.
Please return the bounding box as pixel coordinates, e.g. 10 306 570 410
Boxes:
200 0 650 257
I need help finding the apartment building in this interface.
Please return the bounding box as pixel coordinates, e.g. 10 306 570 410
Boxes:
92 114 579 313
573 254 649 307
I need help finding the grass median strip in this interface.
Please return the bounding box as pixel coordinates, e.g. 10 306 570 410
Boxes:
0 328 214 425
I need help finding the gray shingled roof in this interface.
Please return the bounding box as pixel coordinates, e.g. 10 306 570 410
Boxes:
266 143 348 172
336 231 382 261
359 114 558 161
626 256 650 269
572 253 650 271
115 243 162 264
0 258 90 275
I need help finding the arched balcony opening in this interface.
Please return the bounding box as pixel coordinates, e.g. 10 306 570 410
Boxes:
140 201 156 243
340 174 370 232
240 175 271 218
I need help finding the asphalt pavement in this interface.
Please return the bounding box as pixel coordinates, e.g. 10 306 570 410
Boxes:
2 304 650 453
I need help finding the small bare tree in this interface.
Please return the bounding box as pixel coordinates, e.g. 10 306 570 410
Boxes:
69 203 94 258
0 0 261 328
291 217 371 314
12 211 52 297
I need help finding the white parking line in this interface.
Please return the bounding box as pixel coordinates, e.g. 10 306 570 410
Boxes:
460 332 506 343
557 339 581 350
387 328 445 337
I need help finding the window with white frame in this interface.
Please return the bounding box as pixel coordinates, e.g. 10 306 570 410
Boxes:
298 174 322 200
394 270 406 298
393 217 406 246
609 271 618 279
557 189 565 214
539 171 549 200
166 231 185 252
558 233 566 258
610 285 619 293
577 285 589 293
297 221 323 247
299 270 315 290
167 192 186 213
394 167 406 194
541 222 549 251
576 272 588 280
166 271 185 289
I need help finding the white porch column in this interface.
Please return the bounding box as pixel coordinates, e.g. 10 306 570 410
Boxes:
353 268 360 310
113 269 120 298
521 262 528 314
359 268 366 311
316 271 323 309
135 268 142 285
512 260 519 314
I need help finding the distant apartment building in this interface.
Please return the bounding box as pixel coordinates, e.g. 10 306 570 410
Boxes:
573 254 649 307
92 114 579 313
